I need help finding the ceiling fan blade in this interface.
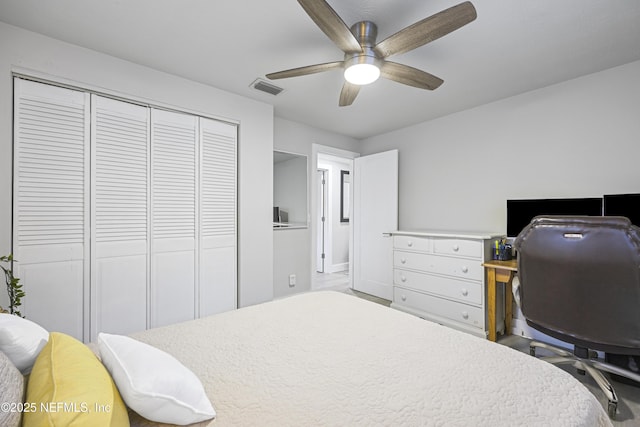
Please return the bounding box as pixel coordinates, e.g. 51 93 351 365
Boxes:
297 0 362 54
374 1 477 58
339 82 360 106
380 61 444 90
266 61 343 80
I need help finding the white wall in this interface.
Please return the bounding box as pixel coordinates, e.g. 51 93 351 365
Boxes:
360 60 640 234
0 22 274 308
273 117 359 298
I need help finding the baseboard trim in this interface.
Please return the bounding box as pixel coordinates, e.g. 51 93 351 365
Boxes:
328 263 348 273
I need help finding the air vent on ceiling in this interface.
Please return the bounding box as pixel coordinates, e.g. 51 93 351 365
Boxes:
250 78 284 96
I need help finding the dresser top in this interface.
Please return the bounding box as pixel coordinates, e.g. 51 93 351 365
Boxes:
390 230 503 240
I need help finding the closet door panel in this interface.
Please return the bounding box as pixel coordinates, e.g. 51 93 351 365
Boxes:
199 119 237 316
91 95 149 339
200 245 235 316
13 78 89 340
19 261 84 336
95 255 147 335
153 251 195 326
151 109 197 328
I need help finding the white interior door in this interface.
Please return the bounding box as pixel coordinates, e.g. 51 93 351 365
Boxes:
91 95 149 340
13 78 90 341
150 109 197 328
353 150 398 300
198 117 237 317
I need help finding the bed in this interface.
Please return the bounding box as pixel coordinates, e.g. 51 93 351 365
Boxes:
0 290 612 426
123 291 611 426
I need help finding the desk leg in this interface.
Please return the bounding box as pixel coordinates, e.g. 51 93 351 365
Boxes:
504 277 513 336
487 268 497 342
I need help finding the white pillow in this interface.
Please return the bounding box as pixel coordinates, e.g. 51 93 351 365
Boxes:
97 332 216 425
0 313 48 374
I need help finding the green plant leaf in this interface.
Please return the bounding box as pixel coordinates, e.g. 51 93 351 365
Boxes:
1 253 25 317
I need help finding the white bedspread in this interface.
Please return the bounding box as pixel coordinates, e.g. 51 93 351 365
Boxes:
130 291 612 426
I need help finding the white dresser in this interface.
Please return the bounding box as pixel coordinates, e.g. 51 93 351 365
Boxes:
390 230 503 338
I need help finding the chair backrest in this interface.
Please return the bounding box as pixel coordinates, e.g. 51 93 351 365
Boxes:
514 216 640 354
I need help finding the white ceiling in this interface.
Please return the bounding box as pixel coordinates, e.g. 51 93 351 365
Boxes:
1 0 639 139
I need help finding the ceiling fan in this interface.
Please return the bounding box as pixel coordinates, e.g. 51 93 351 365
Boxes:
266 0 477 106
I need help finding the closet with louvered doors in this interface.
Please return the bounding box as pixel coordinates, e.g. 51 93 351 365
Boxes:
12 78 238 342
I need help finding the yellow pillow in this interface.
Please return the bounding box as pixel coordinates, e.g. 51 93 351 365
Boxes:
23 332 129 426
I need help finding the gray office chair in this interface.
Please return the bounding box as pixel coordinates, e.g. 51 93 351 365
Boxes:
514 216 640 419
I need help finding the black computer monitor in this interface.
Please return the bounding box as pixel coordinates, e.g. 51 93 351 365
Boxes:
506 197 603 237
603 193 640 226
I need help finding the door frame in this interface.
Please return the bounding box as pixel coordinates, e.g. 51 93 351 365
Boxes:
316 168 328 273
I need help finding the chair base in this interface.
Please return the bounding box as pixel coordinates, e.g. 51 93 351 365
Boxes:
530 340 640 419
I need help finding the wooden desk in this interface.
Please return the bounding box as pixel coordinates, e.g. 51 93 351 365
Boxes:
482 259 518 342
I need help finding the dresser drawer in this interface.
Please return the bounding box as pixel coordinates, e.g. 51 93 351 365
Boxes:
394 269 482 305
393 235 431 252
394 251 483 281
394 287 484 329
433 238 482 259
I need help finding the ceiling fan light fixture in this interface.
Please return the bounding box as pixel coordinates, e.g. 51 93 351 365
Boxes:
344 63 380 85
267 1 477 104
344 55 380 85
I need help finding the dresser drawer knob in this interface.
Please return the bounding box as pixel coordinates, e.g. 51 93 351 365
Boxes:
462 311 469 320
461 266 469 274
400 275 407 282
461 288 468 296
400 258 407 264
407 241 413 247
452 244 460 252
401 294 407 302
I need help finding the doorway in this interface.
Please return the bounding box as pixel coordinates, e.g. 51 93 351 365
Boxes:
311 145 357 291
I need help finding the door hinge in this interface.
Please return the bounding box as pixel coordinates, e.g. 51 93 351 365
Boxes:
321 216 325 222
321 253 325 259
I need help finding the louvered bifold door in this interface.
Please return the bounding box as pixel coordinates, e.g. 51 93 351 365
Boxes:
150 109 197 328
199 118 237 317
13 78 90 341
91 95 149 340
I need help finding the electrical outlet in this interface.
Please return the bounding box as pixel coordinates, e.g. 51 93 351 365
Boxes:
288 274 296 287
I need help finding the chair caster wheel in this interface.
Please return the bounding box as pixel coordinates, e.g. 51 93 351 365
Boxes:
529 346 536 356
608 401 617 419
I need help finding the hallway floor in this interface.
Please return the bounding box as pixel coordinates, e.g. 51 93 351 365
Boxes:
313 270 350 290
